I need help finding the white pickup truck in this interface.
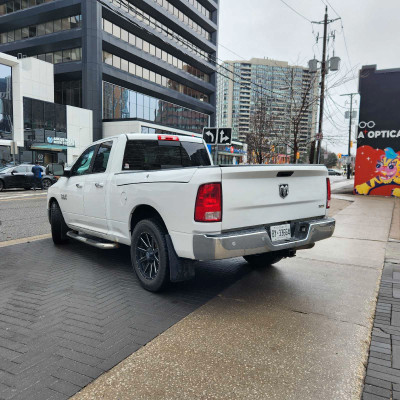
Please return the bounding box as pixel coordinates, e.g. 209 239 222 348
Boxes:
47 133 335 291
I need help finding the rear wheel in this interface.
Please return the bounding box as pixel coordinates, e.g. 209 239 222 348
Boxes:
131 218 169 292
0 180 4 191
243 252 283 268
50 202 69 244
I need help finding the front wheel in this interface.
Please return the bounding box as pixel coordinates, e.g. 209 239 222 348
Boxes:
0 180 4 191
131 218 169 292
243 252 283 268
50 202 69 244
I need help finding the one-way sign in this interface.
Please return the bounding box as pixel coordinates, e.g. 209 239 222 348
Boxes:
202 127 232 145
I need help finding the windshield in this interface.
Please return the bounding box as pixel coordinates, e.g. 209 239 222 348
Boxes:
122 140 211 171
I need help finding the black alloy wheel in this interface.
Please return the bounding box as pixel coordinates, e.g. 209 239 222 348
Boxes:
131 218 169 292
136 232 160 280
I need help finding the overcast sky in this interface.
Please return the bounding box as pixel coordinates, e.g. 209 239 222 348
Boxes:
217 0 399 154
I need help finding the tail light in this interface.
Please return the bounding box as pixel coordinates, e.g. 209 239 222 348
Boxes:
326 177 331 209
158 135 179 141
195 183 222 222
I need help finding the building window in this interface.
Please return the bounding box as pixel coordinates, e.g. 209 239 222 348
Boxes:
0 14 82 44
102 51 209 103
102 18 210 83
54 80 82 108
0 0 55 16
108 0 213 62
0 63 12 139
103 81 210 134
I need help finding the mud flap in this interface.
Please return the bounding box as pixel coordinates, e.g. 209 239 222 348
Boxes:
165 234 195 282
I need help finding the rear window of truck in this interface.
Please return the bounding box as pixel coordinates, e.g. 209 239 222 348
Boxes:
122 140 211 171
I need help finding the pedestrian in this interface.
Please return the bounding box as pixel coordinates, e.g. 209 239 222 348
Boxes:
31 161 42 191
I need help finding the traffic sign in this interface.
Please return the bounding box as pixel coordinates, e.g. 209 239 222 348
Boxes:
202 128 217 144
202 127 232 145
217 128 232 145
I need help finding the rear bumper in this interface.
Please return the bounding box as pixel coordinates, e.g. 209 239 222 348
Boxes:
192 217 335 261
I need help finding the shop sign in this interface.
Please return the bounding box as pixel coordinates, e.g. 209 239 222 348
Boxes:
47 137 75 147
223 146 246 155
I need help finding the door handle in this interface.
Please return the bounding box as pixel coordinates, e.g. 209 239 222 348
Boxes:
95 182 104 188
76 183 83 189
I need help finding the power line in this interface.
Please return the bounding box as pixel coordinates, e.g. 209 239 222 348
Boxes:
276 0 312 22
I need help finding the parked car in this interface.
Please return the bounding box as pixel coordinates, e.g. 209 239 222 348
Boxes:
0 164 58 191
47 133 335 292
327 169 342 176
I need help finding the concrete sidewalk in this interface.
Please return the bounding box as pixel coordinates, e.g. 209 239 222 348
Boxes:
72 196 396 400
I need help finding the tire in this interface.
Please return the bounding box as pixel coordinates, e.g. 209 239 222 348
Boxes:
24 187 31 190
42 179 52 190
243 252 283 268
131 218 169 292
50 201 69 244
0 180 4 191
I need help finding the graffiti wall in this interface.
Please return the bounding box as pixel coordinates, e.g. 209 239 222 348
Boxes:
354 65 400 197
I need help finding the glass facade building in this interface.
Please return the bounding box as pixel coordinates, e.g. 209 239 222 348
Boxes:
0 0 218 141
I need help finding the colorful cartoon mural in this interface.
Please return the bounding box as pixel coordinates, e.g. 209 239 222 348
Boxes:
355 146 400 197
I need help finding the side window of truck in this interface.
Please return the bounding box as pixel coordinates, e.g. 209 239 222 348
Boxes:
92 141 113 174
71 145 96 176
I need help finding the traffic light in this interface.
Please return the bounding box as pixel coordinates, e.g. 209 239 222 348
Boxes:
338 153 342 159
350 141 353 148
296 152 300 160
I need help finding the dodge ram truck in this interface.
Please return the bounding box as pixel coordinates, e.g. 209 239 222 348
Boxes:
47 133 335 292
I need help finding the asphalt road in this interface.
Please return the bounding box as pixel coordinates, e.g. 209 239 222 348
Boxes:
0 190 49 242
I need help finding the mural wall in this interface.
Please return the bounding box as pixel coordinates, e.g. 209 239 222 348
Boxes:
354 65 400 197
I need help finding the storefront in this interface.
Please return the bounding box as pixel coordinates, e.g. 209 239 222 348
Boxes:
21 97 69 165
215 142 247 165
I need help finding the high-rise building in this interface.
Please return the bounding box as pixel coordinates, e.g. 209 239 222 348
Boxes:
0 0 218 142
217 58 318 158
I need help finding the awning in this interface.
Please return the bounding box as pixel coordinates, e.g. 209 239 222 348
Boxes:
30 144 68 151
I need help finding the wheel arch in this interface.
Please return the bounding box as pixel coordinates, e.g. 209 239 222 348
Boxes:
130 205 168 235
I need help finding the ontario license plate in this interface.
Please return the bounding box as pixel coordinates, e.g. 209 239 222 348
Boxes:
270 224 291 242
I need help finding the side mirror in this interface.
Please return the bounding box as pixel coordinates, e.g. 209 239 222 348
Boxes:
11 170 16 175
63 169 71 178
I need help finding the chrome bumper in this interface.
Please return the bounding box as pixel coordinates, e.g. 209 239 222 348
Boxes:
193 217 335 261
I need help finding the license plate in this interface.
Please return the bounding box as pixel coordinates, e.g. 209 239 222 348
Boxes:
270 224 291 242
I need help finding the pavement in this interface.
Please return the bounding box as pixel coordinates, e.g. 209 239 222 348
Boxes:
361 198 400 400
70 194 397 400
0 188 397 400
0 189 48 242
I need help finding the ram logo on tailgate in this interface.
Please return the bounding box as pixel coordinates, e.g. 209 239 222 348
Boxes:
279 184 289 199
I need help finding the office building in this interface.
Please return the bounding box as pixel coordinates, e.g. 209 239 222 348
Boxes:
0 0 218 141
217 58 318 159
0 52 92 165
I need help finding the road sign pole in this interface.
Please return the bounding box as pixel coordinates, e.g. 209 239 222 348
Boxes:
214 121 219 165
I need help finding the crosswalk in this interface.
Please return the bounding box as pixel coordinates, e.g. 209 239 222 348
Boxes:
0 189 47 201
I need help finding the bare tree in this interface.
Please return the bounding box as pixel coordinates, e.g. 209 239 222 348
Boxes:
246 96 275 164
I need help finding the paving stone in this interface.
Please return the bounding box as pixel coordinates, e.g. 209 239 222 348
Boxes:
363 391 391 400
392 311 400 327
365 376 392 390
0 239 248 399
364 384 391 398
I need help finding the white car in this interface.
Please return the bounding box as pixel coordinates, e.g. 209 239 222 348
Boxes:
47 134 335 291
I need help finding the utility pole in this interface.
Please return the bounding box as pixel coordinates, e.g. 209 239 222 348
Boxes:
310 7 340 164
341 92 358 179
315 7 328 164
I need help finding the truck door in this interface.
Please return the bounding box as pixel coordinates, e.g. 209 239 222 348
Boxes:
83 140 113 234
60 144 96 227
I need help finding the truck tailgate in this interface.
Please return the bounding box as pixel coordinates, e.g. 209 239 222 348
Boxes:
220 165 328 231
